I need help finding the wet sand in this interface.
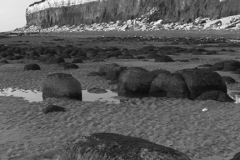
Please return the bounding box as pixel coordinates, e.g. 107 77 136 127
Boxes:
0 31 240 160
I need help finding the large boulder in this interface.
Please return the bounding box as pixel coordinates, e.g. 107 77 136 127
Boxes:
24 63 41 70
230 152 240 160
64 63 79 69
150 69 171 76
176 69 227 99
42 73 82 100
212 60 240 71
60 132 191 160
155 56 175 62
196 90 234 102
150 72 190 98
105 66 127 80
99 63 119 76
118 67 156 97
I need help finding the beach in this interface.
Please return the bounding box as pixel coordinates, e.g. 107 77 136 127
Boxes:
0 32 240 160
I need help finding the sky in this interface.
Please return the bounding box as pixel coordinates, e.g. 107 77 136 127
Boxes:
0 0 37 32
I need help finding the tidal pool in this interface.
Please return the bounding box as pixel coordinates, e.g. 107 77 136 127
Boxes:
0 88 120 104
0 88 239 104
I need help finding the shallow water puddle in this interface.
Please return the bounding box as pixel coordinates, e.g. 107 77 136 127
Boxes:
0 88 120 104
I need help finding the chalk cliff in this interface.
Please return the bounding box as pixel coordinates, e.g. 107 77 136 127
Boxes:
26 0 240 28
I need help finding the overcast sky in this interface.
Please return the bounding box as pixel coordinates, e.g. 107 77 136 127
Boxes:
0 0 37 32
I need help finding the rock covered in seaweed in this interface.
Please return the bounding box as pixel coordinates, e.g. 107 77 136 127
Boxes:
60 132 191 160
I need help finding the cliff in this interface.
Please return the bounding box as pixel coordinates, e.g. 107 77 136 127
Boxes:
26 0 240 28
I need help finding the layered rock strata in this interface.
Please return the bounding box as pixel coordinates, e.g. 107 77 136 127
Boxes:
26 0 240 28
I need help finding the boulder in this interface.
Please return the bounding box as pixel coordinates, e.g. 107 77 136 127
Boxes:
211 61 224 71
118 67 156 97
60 132 191 160
196 90 234 102
24 63 41 70
42 105 66 114
230 152 240 160
150 72 190 98
86 49 98 58
72 58 83 63
212 60 240 71
176 69 227 99
99 63 119 76
234 68 240 74
150 69 171 76
42 73 82 100
105 66 127 80
146 52 159 59
0 59 8 64
155 56 175 62
64 63 79 69
87 71 102 77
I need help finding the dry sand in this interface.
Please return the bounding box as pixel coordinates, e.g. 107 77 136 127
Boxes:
0 33 240 160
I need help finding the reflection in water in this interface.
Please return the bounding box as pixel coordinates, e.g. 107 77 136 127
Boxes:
0 88 239 104
228 90 240 104
0 88 120 104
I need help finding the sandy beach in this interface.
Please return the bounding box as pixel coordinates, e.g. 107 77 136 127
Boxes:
0 32 240 160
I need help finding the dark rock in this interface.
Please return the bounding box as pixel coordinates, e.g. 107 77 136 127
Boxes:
108 80 118 85
155 56 175 62
64 63 79 69
212 60 240 71
24 63 41 70
136 55 145 59
222 76 236 84
45 57 65 64
92 59 104 62
42 105 66 114
196 90 234 102
146 51 159 59
118 67 156 97
223 60 240 71
86 49 98 58
60 132 191 160
205 50 218 55
179 60 190 62
150 72 190 98
58 62 72 67
99 63 119 76
42 73 82 100
29 50 40 58
233 68 240 74
72 58 83 63
176 68 227 99
105 66 126 80
197 64 213 69
0 59 8 63
35 46 45 55
230 152 240 160
87 71 102 77
87 88 107 94
211 62 224 71
150 69 171 76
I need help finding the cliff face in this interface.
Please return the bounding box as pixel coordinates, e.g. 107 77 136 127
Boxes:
26 0 240 28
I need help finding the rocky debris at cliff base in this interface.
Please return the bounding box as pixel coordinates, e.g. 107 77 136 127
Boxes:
12 14 240 33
